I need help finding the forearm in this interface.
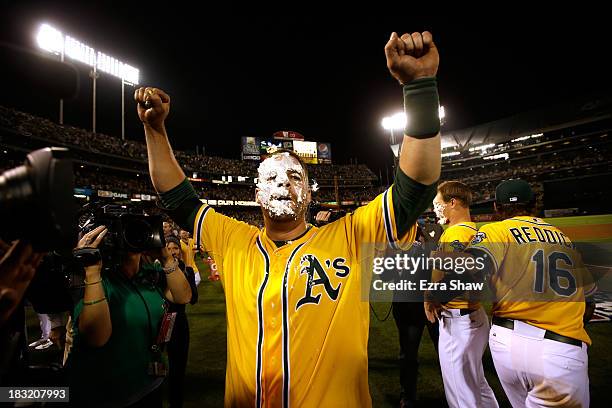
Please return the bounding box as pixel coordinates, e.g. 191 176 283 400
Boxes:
584 299 596 323
399 136 441 185
143 123 186 193
398 77 441 185
164 262 192 305
78 279 111 347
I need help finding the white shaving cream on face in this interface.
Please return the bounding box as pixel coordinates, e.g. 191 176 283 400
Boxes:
257 153 307 219
433 202 448 225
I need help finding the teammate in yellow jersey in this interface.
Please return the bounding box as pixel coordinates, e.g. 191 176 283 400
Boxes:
425 181 498 408
135 31 442 407
460 179 595 407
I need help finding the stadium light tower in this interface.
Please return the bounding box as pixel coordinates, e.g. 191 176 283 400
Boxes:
36 23 140 139
36 24 65 124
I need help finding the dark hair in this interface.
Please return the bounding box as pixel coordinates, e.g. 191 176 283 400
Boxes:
165 236 180 247
437 180 472 207
495 202 536 219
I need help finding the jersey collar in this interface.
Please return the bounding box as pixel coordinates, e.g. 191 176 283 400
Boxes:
260 224 317 253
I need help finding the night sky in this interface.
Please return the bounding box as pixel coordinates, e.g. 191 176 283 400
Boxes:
2 4 611 174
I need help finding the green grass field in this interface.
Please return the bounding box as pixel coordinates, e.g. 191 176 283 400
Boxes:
25 281 612 407
179 278 611 408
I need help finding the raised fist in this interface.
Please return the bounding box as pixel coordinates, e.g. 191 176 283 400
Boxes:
385 31 439 85
134 87 171 132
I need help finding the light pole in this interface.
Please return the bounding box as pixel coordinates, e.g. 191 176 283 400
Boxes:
36 24 64 124
121 80 126 140
91 64 98 133
36 23 140 139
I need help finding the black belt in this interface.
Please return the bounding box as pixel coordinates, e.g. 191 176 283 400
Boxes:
492 316 582 347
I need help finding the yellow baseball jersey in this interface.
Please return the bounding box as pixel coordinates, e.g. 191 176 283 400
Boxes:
180 238 200 273
468 216 595 344
193 188 416 407
434 222 481 310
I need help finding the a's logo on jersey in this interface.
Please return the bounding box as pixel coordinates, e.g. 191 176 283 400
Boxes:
449 240 466 251
296 255 350 310
471 232 487 245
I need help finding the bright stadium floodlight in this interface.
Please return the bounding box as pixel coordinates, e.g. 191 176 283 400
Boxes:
36 22 140 138
381 112 407 131
381 112 407 161
36 24 63 54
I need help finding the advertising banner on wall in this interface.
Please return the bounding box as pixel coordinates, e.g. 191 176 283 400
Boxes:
317 142 332 164
241 136 261 161
292 140 318 164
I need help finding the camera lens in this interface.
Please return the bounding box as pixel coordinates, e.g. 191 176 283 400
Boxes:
122 217 154 250
0 147 76 251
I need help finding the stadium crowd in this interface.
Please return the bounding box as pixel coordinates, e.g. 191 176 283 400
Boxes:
2 105 611 226
0 106 377 183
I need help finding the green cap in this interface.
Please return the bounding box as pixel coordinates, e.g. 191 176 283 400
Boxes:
495 179 534 204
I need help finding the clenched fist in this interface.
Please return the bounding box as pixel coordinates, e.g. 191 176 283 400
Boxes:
385 31 439 85
134 87 171 132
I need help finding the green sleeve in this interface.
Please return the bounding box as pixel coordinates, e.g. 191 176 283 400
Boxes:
158 178 202 233
391 167 438 237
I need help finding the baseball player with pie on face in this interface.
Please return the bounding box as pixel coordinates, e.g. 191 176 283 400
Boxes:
425 181 499 408
135 30 442 407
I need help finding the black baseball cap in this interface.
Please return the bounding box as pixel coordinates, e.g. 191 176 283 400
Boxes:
495 179 534 204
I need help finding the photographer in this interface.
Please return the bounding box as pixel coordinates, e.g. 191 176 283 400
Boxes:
66 225 191 408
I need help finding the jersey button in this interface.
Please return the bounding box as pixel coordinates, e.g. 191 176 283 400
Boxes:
270 317 277 328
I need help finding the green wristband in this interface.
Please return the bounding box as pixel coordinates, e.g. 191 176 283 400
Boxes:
403 77 440 139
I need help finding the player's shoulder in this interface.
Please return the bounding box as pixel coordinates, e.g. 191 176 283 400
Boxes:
443 223 477 241
478 219 506 232
455 222 478 233
468 220 509 245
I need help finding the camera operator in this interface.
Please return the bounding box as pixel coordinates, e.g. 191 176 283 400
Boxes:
66 225 191 408
163 236 198 408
